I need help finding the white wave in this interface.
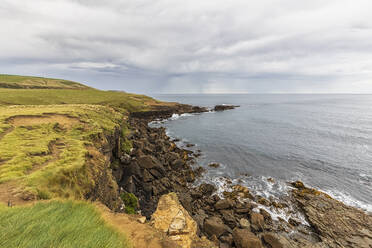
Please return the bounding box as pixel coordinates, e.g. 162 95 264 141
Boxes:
323 190 372 213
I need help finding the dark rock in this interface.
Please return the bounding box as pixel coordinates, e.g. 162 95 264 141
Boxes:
288 218 300 227
220 234 233 246
215 199 233 210
208 162 220 168
171 159 185 169
220 209 237 229
213 105 240 111
204 216 231 238
198 183 217 196
193 209 209 231
232 228 262 248
143 169 154 182
259 209 272 223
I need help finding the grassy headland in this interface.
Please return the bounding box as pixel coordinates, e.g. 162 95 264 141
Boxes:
0 74 174 247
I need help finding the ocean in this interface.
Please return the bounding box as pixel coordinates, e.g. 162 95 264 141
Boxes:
150 94 372 212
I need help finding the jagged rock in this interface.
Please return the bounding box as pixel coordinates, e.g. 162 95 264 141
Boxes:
142 169 154 182
213 105 239 111
232 228 262 248
215 199 233 210
294 186 372 248
259 209 272 223
204 216 231 238
151 193 198 248
198 183 217 196
250 212 264 232
220 209 237 228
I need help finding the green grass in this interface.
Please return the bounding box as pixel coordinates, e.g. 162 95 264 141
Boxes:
0 105 125 199
0 74 90 89
0 88 160 113
0 201 130 248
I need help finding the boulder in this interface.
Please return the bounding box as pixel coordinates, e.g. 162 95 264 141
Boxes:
262 233 295 248
204 216 231 238
151 193 198 248
215 199 233 210
198 183 217 196
232 228 262 248
239 218 251 230
250 212 264 232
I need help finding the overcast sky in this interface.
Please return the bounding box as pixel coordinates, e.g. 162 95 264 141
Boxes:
1 0 372 93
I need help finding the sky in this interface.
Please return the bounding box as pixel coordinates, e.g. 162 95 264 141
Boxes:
1 0 372 94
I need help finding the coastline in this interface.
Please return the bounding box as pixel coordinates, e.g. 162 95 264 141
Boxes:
118 105 372 248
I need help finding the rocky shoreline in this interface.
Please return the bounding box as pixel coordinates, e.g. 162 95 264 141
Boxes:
113 105 372 248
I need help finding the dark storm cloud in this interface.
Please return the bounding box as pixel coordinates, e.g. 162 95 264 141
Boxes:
1 0 372 93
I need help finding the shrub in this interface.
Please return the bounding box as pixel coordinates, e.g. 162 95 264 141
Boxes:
120 192 138 214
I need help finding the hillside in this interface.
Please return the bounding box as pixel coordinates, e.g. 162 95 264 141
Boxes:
0 75 183 248
0 74 90 89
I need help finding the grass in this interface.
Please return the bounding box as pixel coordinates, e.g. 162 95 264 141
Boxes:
0 88 161 113
0 200 130 248
0 74 175 247
0 104 125 199
0 74 90 89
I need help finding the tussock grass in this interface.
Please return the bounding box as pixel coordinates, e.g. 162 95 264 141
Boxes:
0 200 130 248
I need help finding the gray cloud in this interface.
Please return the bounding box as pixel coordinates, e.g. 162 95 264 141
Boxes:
1 0 372 93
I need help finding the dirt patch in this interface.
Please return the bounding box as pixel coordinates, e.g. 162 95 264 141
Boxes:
7 114 80 128
0 181 30 206
27 140 65 175
96 203 180 248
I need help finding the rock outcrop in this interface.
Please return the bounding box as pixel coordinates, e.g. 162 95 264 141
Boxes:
213 105 240 111
151 193 216 248
292 182 372 248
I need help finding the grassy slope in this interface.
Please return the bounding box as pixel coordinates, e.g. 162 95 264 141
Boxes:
0 105 124 199
0 74 90 89
0 75 170 247
0 201 129 248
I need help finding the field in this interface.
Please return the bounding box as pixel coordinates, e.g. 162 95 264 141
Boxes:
0 74 90 89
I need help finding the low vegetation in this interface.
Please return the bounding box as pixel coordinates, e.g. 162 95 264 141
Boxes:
0 201 129 248
0 74 90 89
0 74 174 247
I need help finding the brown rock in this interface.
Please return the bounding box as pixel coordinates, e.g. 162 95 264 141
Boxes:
250 212 264 232
294 188 372 248
239 218 251 230
259 209 272 223
232 228 262 248
215 199 233 210
151 192 197 248
198 183 217 196
262 233 293 248
204 216 231 238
